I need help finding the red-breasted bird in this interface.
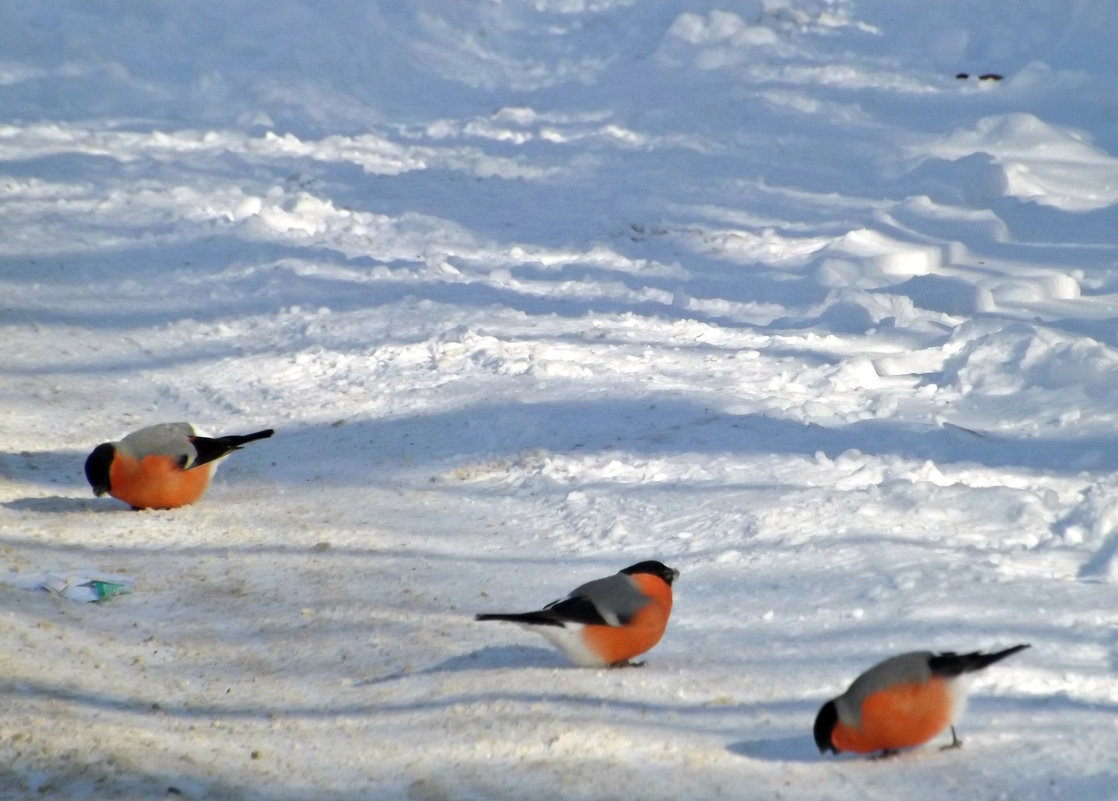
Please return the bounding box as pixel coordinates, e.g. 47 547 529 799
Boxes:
84 422 274 510
814 644 1029 757
475 560 679 667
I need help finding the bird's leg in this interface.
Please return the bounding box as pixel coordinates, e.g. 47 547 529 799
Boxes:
940 726 963 751
608 659 646 668
871 749 899 760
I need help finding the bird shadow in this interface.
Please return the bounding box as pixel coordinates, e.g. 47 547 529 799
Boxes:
355 645 567 686
727 734 822 763
3 496 120 514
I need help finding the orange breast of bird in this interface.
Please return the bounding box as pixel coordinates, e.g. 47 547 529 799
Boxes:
580 573 674 665
109 453 213 510
831 677 952 754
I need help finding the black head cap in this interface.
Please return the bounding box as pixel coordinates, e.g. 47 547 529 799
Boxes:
84 443 115 496
813 700 839 754
620 560 679 586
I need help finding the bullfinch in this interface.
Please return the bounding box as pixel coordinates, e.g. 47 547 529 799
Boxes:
814 644 1029 757
475 560 679 667
84 422 273 510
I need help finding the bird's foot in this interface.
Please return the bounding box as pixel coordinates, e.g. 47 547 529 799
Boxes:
871 749 900 760
940 727 963 751
608 659 646 668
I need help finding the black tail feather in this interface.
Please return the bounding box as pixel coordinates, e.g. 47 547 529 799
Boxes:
190 429 274 468
218 429 275 447
475 611 563 627
929 644 1030 677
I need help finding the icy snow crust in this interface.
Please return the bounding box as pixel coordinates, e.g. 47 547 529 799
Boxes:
2 0 1117 798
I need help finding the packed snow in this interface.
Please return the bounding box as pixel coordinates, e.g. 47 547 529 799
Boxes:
2 0 1118 798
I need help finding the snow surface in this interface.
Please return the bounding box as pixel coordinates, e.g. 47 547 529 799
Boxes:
2 0 1118 798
